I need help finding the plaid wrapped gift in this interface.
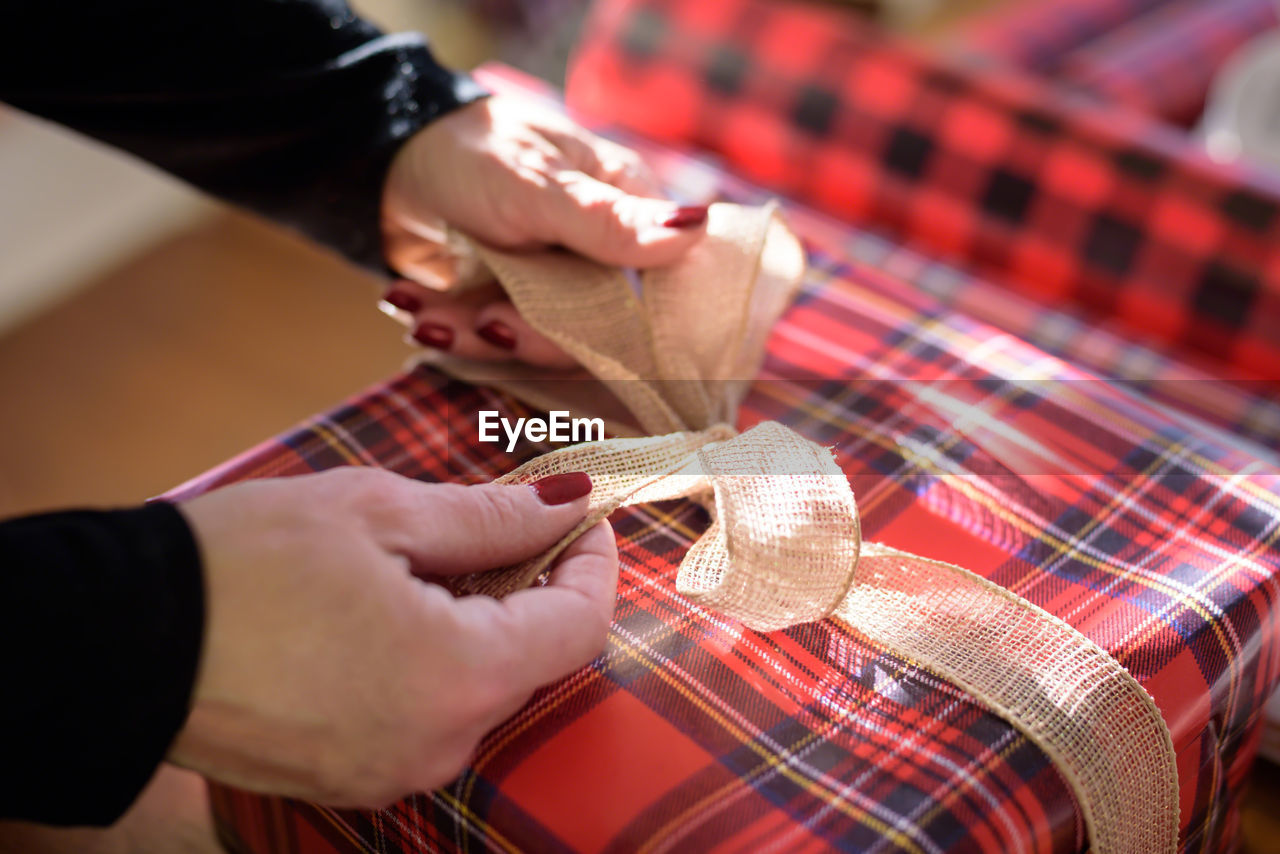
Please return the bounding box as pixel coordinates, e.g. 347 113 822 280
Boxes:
170 65 1280 854
565 0 1280 382
1056 0 1280 126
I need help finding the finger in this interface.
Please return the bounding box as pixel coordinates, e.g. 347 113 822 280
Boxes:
537 123 666 198
539 170 708 268
413 301 566 363
408 301 510 361
378 279 451 329
369 477 595 574
380 281 526 362
382 278 576 369
464 519 619 698
539 519 619 625
473 301 577 369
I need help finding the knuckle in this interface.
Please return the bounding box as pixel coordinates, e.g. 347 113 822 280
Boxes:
562 184 632 250
352 476 417 529
506 142 554 185
577 185 622 221
480 146 522 184
493 177 543 237
599 199 643 246
470 485 529 539
362 479 411 519
610 146 645 173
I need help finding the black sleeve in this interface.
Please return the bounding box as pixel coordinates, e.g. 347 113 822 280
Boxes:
0 0 488 271
0 502 205 826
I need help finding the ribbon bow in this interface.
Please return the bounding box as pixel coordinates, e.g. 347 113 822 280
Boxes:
420 204 1179 854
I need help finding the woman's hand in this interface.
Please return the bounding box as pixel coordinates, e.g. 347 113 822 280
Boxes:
171 467 616 807
381 97 708 367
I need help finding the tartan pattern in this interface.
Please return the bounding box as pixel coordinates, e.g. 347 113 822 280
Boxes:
619 128 1280 455
949 0 1180 73
175 63 1280 854
564 0 1280 382
184 289 1280 854
1056 0 1280 126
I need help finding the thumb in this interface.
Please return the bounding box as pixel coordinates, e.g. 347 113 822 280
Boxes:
542 170 708 268
375 473 595 575
459 519 619 703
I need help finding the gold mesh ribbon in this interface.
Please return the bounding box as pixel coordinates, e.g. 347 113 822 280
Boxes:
419 203 1180 853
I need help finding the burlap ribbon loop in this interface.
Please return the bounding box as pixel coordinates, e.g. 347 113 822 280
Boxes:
683 421 862 630
420 203 1180 854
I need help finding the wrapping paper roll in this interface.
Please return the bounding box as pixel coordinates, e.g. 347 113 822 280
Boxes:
1059 0 1280 125
559 99 1280 453
567 0 1280 381
950 0 1179 72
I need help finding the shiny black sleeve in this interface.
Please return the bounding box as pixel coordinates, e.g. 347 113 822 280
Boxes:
0 0 487 269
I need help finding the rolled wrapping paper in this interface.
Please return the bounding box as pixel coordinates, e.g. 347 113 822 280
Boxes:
566 0 1280 380
950 0 1180 73
1058 0 1280 125
413 202 1181 853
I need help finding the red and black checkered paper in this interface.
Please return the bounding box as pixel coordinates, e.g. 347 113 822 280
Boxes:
566 0 1280 383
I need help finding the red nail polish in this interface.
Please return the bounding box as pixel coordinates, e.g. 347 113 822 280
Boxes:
660 205 709 229
382 289 422 313
529 472 593 505
412 322 454 351
476 320 517 351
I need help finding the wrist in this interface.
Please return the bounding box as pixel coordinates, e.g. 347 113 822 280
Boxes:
381 99 493 291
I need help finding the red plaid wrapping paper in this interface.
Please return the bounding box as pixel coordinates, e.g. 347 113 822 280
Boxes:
1056 0 1280 126
565 0 1280 383
169 67 1280 853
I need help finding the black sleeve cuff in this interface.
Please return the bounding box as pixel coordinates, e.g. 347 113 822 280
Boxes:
0 502 205 826
1 12 489 274
256 34 491 271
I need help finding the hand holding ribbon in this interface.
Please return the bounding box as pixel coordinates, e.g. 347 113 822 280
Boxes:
415 203 1180 854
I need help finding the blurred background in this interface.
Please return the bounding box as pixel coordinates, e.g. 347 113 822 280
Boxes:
9 0 1277 516
0 0 497 519
0 0 1278 848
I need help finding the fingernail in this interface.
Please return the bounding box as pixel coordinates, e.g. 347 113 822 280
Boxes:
660 205 709 229
476 320 517 351
530 472 593 505
412 322 454 351
381 289 422 313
